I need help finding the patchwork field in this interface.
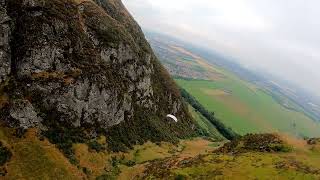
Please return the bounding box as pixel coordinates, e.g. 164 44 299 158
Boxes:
148 32 320 138
176 78 320 137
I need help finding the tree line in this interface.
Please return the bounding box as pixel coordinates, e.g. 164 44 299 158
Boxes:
180 88 239 140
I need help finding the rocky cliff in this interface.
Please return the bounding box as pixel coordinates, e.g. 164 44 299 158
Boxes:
0 0 197 151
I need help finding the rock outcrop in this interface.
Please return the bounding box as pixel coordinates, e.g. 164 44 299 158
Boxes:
0 0 197 149
0 0 11 83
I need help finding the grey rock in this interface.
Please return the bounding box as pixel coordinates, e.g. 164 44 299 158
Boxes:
34 77 130 128
22 0 45 7
9 100 42 129
101 44 134 64
172 101 181 114
18 45 65 76
0 0 195 140
0 4 11 83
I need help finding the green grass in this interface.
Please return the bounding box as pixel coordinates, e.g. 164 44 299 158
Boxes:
123 134 320 179
0 128 84 179
172 152 320 180
176 77 320 137
188 106 225 140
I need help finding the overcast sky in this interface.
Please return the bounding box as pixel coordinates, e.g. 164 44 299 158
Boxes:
122 0 320 96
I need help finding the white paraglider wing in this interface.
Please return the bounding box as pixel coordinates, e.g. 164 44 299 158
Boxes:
166 114 178 122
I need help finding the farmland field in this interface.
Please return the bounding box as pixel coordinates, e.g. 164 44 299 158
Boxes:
147 31 320 138
176 78 320 137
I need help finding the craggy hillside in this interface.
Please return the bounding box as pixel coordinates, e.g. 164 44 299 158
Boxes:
0 0 197 152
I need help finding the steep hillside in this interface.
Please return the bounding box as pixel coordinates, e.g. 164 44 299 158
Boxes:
0 0 198 154
1 1 320 179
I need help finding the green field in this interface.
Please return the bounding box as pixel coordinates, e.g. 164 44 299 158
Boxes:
176 77 320 137
150 38 320 138
188 105 225 140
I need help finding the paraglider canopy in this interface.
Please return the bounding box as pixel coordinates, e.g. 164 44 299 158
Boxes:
166 114 178 122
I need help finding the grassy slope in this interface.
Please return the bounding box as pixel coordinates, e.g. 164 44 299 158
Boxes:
0 126 216 179
73 137 218 179
0 126 319 179
188 105 225 141
176 77 320 137
140 134 320 180
0 127 85 179
173 152 320 180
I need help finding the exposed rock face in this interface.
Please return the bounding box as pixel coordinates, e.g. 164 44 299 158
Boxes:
0 0 196 148
0 0 11 83
9 99 42 129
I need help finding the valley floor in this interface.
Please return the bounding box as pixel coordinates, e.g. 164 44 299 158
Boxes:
0 126 319 179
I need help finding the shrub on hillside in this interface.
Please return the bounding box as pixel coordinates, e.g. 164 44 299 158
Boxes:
307 138 320 145
217 133 292 154
87 140 106 152
0 142 11 176
0 142 11 166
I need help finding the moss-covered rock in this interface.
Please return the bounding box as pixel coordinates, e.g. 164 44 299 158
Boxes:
0 1 11 83
0 0 197 152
